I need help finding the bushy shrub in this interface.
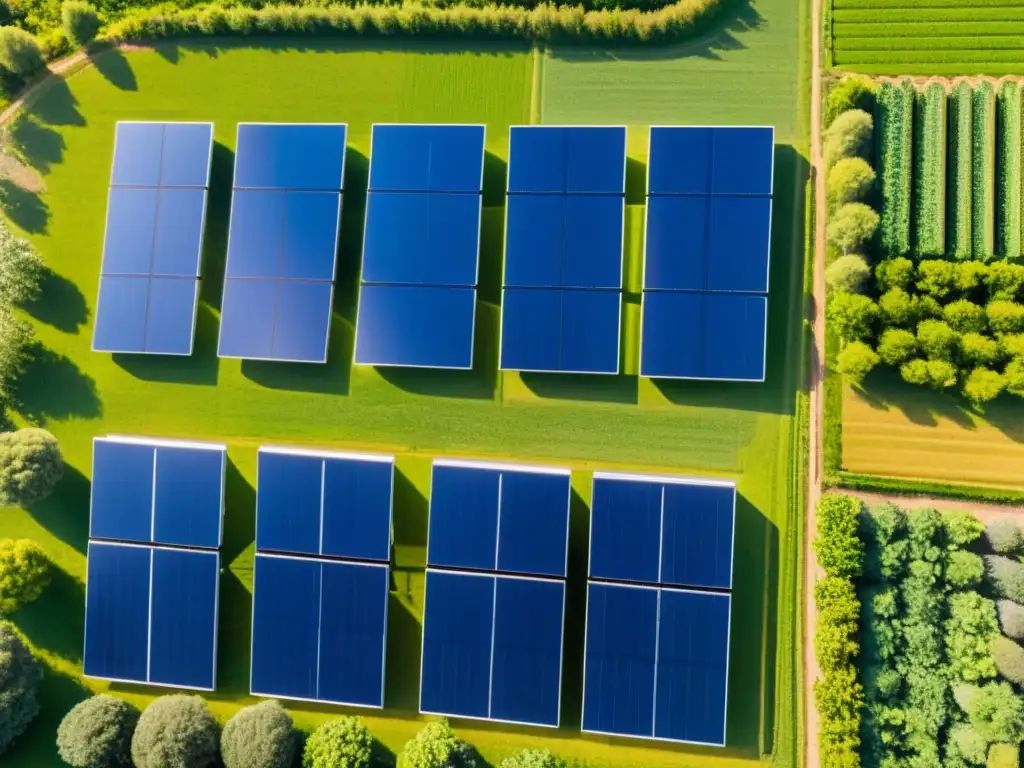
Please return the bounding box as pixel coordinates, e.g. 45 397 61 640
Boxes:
961 333 1002 368
0 538 49 615
836 341 878 384
945 509 985 548
988 301 1024 335
992 635 1024 686
861 501 908 581
948 550 986 589
828 157 875 206
956 681 1024 744
950 722 989 765
826 254 870 294
0 310 32 406
878 287 918 327
958 261 991 296
222 701 296 768
917 319 959 361
0 219 43 307
987 743 1018 768
0 429 63 506
826 76 877 126
827 202 879 253
913 82 946 257
1006 357 1024 397
399 720 476 768
917 259 958 300
815 493 864 578
964 367 1005 406
876 257 915 292
57 694 140 768
949 81 974 260
303 716 372 768
0 621 41 755
824 109 873 164
985 518 1024 555
877 328 917 366
986 555 1024 603
997 600 1024 641
946 591 998 683
1002 335 1024 358
499 749 567 768
985 263 1024 303
131 695 219 768
828 292 879 342
901 358 958 389
0 27 43 77
62 0 101 46
814 576 863 768
944 300 988 334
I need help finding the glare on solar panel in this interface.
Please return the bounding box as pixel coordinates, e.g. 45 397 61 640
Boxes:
110 122 213 189
233 123 347 192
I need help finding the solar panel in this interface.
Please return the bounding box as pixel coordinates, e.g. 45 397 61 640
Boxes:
356 124 485 370
646 126 773 197
256 447 394 561
93 122 212 355
589 472 735 590
427 460 571 578
582 582 729 745
218 123 346 363
90 436 226 549
84 542 220 690
419 570 564 727
250 554 388 707
507 126 626 195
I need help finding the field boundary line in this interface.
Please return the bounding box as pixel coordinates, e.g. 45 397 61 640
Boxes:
530 45 545 124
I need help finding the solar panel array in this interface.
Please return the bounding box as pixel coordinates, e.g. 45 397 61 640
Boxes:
218 123 347 363
641 126 774 381
84 436 226 690
583 472 735 746
250 447 393 708
355 125 486 370
93 122 213 355
500 127 626 374
421 460 570 727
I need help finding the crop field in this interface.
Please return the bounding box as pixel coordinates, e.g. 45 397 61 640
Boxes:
0 25 808 768
830 0 1024 74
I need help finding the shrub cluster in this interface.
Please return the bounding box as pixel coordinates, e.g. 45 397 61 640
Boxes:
913 82 946 258
0 428 63 506
996 81 1022 260
62 0 101 47
303 716 372 768
399 720 477 768
826 76 877 128
57 694 140 768
876 79 914 257
131 695 220 768
0 538 49 615
222 700 296 768
0 621 41 756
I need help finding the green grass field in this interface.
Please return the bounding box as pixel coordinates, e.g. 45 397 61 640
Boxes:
830 0 1024 74
0 19 807 767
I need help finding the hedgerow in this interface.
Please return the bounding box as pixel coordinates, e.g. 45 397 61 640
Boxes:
876 79 914 257
973 81 996 261
913 82 946 257
948 81 973 260
996 81 1021 260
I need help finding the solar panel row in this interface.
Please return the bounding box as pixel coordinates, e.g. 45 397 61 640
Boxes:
640 126 774 382
500 127 626 374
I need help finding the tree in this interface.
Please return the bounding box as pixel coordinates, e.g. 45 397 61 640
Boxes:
0 27 43 77
826 254 871 293
814 493 864 579
824 108 873 164
949 723 988 765
827 292 879 342
222 700 296 768
827 157 875 206
987 743 1018 768
961 333 1003 368
947 592 999 683
984 519 1024 555
131 695 219 768
986 555 1024 603
827 202 879 253
57 694 140 768
0 219 43 307
1005 357 1024 397
398 720 476 768
957 261 990 295
0 429 63 507
993 635 1024 686
917 319 959 361
0 621 41 755
0 539 49 615
998 600 1024 641
956 681 1024 744
862 501 908 581
878 287 918 327
499 750 568 768
303 716 372 768
964 368 1005 407
945 300 988 334
947 550 986 589
836 341 878 384
945 508 985 547
925 359 958 389
826 76 877 125
984 262 1024 302
877 328 917 366
876 257 915 292
1000 334 1024 359
917 259 959 300
62 0 101 46
987 301 1024 335
0 310 33 406
901 358 931 386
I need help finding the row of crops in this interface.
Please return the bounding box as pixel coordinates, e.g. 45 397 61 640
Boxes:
829 0 1024 74
876 79 1024 262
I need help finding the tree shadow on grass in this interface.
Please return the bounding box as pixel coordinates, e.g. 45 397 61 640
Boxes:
114 302 220 386
24 266 88 333
5 664 89 768
10 111 66 176
87 44 138 91
15 343 102 426
16 566 85 663
0 177 49 234
27 464 90 555
24 75 84 128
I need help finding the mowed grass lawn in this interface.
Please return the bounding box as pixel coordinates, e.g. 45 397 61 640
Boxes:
0 30 806 768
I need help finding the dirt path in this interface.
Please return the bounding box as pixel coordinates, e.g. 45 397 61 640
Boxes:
0 49 90 126
848 490 1024 521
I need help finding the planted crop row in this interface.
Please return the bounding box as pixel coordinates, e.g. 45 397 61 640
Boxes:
834 20 1024 35
913 82 946 257
835 0 1024 8
851 63 1024 75
836 50 1024 64
877 80 914 257
835 35 1024 51
835 7 1024 21
997 81 1022 260
972 81 996 260
947 82 973 259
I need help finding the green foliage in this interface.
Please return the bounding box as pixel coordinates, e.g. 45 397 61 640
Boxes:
878 287 918 327
836 340 879 384
914 82 946 257
944 509 985 549
826 76 877 126
948 81 974 260
876 79 914 257
826 254 871 294
946 591 999 684
815 576 860 669
303 717 372 768
945 300 988 335
950 722 989 766
900 358 959 389
973 82 996 260
962 333 1003 368
992 635 1024 687
57 694 140 768
0 218 43 307
984 519 1024 555
827 202 880 253
399 720 476 768
815 493 865 579
987 743 1018 768
0 538 49 615
877 327 917 366
963 367 1005 406
1002 335 1024 359
1006 357 1024 397
917 319 960 361
62 0 100 46
917 259 959 300
997 81 1022 261
948 551 986 590
877 257 915 292
0 621 40 755
0 309 33 407
0 429 63 506
958 261 991 297
987 301 1024 335
986 555 1024 603
997 600 1024 642
499 750 567 768
985 263 1024 303
131 695 220 768
828 157 876 206
828 291 879 342
222 701 296 768
824 108 873 165
861 501 908 582
0 27 43 77
836 473 1024 506
956 681 1024 744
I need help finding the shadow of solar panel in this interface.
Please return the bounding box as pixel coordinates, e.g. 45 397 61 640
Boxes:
369 125 485 193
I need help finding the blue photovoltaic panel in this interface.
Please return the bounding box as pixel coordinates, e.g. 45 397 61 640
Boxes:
507 126 626 194
362 192 481 287
582 583 730 745
427 461 570 578
90 439 155 544
654 589 730 745
641 292 767 381
217 279 277 360
234 123 347 191
251 555 389 707
111 122 212 189
660 482 735 590
420 571 565 727
500 289 620 374
589 475 662 584
711 127 774 197
582 582 658 738
706 196 772 293
646 127 713 196
369 124 485 193
83 542 151 683
642 196 707 292
144 278 201 355
93 276 198 355
101 188 158 275
354 285 475 369
504 195 623 290
256 449 394 561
